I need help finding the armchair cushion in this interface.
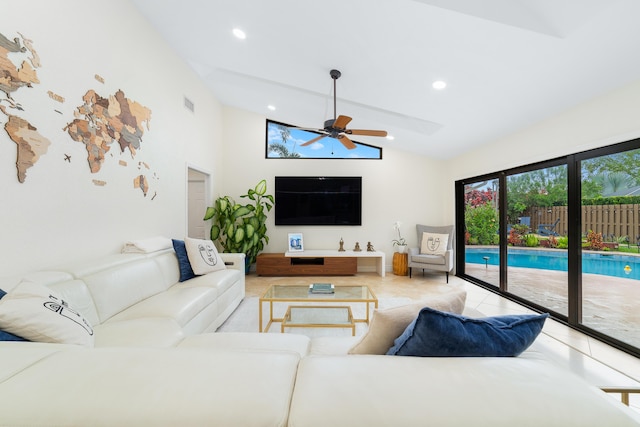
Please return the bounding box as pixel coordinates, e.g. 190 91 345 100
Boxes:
410 253 446 266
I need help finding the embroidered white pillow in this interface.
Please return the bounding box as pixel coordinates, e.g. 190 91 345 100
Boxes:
0 281 94 346
420 232 449 255
184 237 226 275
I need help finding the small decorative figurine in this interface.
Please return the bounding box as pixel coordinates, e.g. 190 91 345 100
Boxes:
338 237 345 252
354 242 361 252
367 241 375 252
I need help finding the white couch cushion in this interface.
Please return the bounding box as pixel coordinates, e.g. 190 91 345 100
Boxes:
107 286 218 327
174 268 241 295
178 332 311 357
81 258 168 322
0 348 300 427
94 318 185 347
289 354 640 427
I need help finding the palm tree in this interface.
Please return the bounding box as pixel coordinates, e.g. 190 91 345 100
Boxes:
268 124 302 158
268 143 301 158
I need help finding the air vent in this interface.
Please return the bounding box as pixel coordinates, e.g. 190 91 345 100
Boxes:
184 96 194 112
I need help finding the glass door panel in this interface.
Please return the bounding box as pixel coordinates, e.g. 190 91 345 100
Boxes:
463 180 500 287
506 167 568 315
581 150 640 348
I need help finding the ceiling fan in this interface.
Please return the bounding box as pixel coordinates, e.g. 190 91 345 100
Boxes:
298 69 388 150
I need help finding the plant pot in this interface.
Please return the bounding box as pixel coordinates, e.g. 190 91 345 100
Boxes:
396 245 407 254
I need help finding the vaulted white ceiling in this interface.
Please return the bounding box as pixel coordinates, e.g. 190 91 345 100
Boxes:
131 0 640 159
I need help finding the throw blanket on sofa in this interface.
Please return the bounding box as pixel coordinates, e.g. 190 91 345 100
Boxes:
122 236 173 254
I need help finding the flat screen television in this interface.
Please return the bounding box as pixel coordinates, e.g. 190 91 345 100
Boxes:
275 176 362 226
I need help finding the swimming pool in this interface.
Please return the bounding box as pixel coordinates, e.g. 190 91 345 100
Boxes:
465 248 640 280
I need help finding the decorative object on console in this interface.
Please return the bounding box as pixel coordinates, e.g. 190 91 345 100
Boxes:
353 242 361 252
184 237 226 275
288 233 304 252
367 242 375 251
338 238 345 251
387 307 548 357
0 281 94 346
204 179 274 271
392 221 407 253
348 289 467 355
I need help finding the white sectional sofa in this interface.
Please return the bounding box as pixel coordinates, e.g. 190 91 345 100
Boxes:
1 248 640 426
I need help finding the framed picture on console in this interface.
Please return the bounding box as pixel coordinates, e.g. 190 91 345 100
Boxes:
288 233 304 252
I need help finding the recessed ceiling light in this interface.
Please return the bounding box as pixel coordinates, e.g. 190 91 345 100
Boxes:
232 28 246 40
432 80 447 90
386 135 395 140
267 105 276 111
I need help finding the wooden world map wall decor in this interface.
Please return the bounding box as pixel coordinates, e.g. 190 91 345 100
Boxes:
0 31 157 199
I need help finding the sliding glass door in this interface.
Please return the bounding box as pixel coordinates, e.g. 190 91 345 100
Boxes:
456 138 640 356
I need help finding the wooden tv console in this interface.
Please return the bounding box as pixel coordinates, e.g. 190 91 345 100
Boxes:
256 250 385 277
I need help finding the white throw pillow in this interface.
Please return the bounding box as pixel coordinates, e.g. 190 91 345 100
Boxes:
348 289 466 355
0 281 94 346
420 232 449 255
184 237 226 275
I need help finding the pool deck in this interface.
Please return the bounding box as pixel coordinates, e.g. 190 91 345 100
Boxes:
465 260 640 348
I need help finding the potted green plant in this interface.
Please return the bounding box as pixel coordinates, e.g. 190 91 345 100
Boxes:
203 179 274 273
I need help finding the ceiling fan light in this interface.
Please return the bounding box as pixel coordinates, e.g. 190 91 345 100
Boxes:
232 28 246 39
432 80 447 90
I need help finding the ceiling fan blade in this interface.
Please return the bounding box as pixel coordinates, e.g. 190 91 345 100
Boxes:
332 115 352 130
345 129 388 137
301 134 328 146
337 134 357 150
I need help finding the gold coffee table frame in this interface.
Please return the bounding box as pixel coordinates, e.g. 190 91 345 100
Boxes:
281 305 356 335
259 284 378 332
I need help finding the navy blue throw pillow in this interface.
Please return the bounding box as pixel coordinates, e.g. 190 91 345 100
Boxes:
387 307 548 357
0 329 27 341
0 288 27 341
172 239 196 282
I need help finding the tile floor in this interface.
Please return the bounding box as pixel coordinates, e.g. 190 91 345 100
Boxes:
245 269 640 413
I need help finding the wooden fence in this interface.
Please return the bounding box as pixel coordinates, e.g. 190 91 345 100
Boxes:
522 204 640 241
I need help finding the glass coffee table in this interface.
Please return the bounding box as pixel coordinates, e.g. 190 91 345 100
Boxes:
259 284 378 333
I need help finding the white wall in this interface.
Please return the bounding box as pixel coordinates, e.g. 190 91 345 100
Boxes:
0 0 224 275
444 78 640 220
220 107 448 266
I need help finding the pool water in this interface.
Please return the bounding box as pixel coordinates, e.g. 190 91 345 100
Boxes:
466 248 640 280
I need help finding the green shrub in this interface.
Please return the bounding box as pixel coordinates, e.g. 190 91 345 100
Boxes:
557 236 569 249
465 202 498 245
524 234 539 247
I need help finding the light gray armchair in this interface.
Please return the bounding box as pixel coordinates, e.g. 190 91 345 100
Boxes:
408 224 455 283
